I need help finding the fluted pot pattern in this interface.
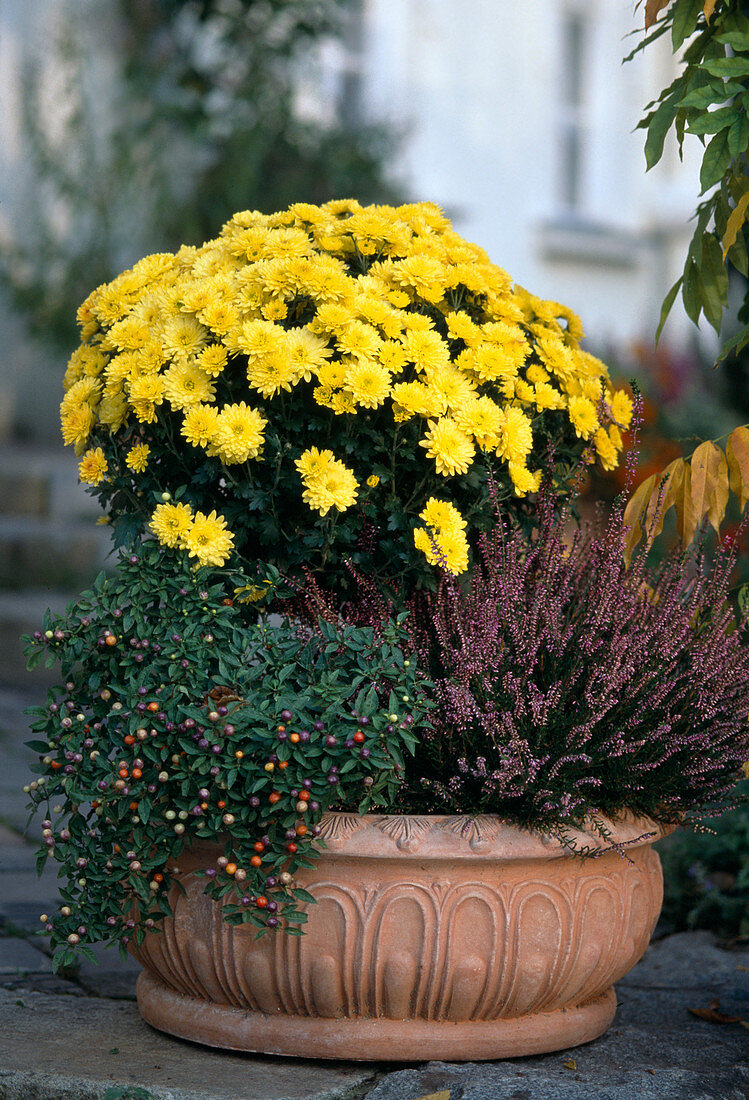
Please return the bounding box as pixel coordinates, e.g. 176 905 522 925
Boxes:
132 812 666 1060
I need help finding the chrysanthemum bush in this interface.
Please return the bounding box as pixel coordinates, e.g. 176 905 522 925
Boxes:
398 496 749 842
61 199 632 593
23 543 430 970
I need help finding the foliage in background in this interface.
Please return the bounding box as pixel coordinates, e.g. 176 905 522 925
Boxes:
23 542 429 969
629 2 749 549
659 786 749 938
62 200 632 597
0 0 398 348
635 1 749 354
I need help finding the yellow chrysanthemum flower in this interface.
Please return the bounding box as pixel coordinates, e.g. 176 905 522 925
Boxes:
150 502 194 549
211 403 267 464
183 509 235 567
161 314 208 362
182 404 221 448
301 460 359 516
346 359 392 409
163 362 216 411
295 446 335 481
390 380 442 420
508 462 542 497
337 320 382 361
419 417 475 477
609 388 633 430
246 354 298 398
533 381 565 411
78 447 108 485
413 524 469 575
496 407 533 465
197 344 229 378
453 395 503 450
419 497 467 532
594 427 618 471
568 395 598 440
129 375 165 424
61 403 96 451
125 443 150 473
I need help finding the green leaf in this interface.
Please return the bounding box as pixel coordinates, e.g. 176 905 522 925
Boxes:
679 81 745 109
702 57 749 79
682 260 703 324
700 233 729 330
656 276 684 343
291 887 316 904
716 321 749 361
671 0 702 49
644 91 682 169
700 128 732 192
728 114 749 159
686 105 738 135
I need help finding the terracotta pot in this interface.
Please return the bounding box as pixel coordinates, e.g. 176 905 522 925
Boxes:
132 812 666 1061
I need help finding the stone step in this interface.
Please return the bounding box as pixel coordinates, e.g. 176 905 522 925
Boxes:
0 516 110 590
0 589 75 688
0 445 100 520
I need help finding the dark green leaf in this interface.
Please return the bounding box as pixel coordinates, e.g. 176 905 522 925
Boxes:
686 105 739 135
700 128 732 192
671 0 702 49
644 91 683 169
656 276 684 343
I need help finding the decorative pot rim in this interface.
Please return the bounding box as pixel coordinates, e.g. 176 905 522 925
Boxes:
302 810 671 858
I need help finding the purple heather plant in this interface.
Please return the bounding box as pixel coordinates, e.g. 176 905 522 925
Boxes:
401 494 749 839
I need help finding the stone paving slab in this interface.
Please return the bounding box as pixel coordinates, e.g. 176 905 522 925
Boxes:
0 988 378 1100
0 936 51 976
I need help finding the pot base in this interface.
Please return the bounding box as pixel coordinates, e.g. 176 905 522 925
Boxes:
136 971 617 1062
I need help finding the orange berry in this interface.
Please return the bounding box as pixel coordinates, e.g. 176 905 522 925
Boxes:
217 800 226 809
113 844 121 854
278 760 288 770
225 863 237 876
277 725 286 733
256 896 267 908
105 635 117 647
289 732 300 743
295 825 307 837
268 792 281 804
297 790 309 801
129 801 139 811
131 768 142 779
250 855 262 867
234 750 244 759
200 802 208 811
50 760 62 770
153 873 163 883
253 841 265 852
119 768 128 779
124 735 136 746
147 701 159 712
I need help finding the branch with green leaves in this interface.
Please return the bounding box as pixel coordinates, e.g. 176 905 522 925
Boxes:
632 1 749 356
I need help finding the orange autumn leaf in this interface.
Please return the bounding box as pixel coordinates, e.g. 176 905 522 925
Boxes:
726 425 749 513
690 440 729 537
645 0 672 28
623 473 658 565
